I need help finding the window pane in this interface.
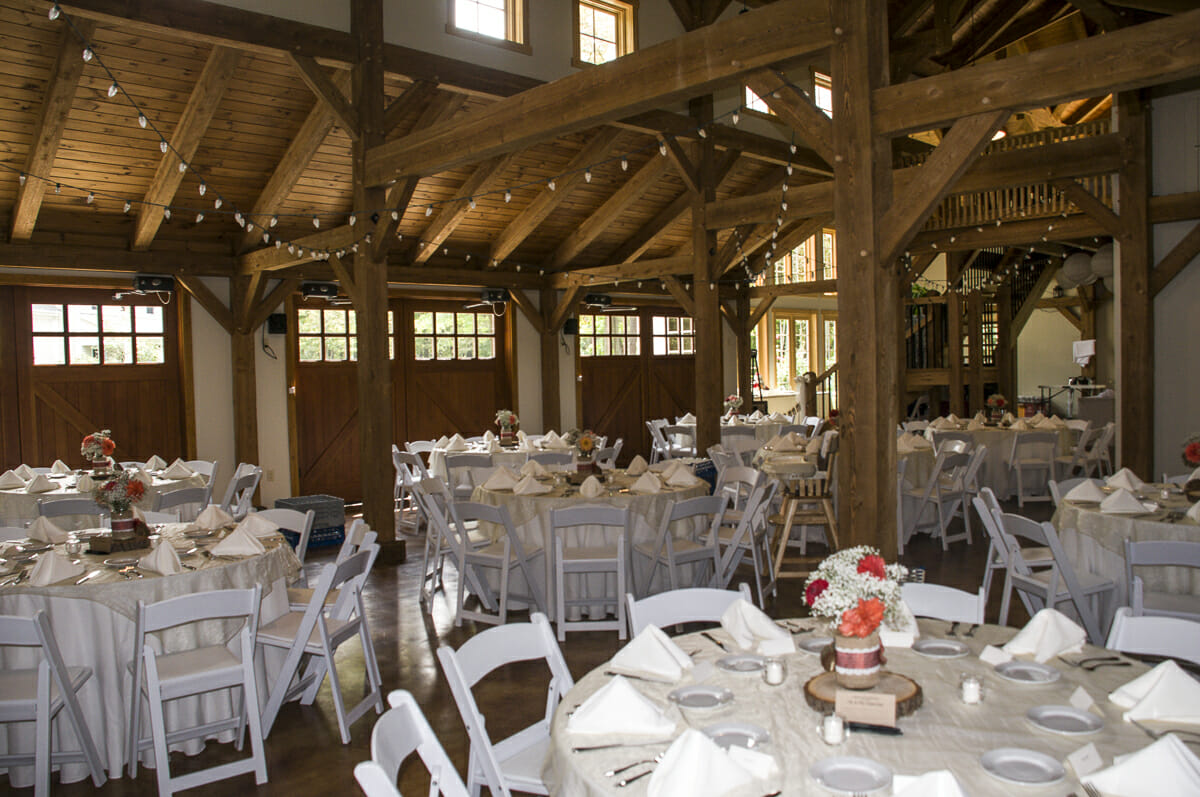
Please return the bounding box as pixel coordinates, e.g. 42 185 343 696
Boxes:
134 305 163 333
653 337 666 355
457 337 475 359
775 319 790 387
597 337 610 356
580 337 594 357
652 317 665 335
612 337 625 356
456 313 475 334
325 337 347 361
626 316 639 334
349 337 358 361
69 336 100 364
324 310 347 334
299 337 322 361
68 305 99 333
627 337 640 355
667 336 679 355
139 336 165 363
389 338 395 360
595 316 609 335
580 5 594 35
413 311 433 334
667 317 679 333
611 316 625 334
595 9 617 40
388 311 394 334
579 315 594 335
479 5 505 37
595 40 617 63
298 309 321 334
436 338 455 360
104 337 133 364
680 317 693 334
435 312 455 335
681 336 694 354
32 337 65 365
31 304 63 333
477 337 495 359
414 337 434 360
348 311 357 334
102 305 131 333
477 314 494 335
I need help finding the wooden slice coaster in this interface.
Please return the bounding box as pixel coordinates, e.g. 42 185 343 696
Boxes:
803 671 924 717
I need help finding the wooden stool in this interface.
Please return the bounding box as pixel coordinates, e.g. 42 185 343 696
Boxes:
770 455 839 579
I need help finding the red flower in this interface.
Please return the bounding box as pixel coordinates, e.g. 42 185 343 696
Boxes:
101 439 115 455
1185 441 1200 467
857 555 886 579
126 480 145 501
805 578 829 606
838 598 885 638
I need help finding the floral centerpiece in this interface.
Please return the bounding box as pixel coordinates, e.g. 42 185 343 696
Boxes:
723 394 743 415
81 429 115 462
494 409 519 444
571 429 599 460
804 546 907 689
1182 433 1200 469
93 471 146 534
985 393 1007 421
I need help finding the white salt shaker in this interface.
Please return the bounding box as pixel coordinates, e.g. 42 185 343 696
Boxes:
820 713 846 745
960 675 983 705
763 657 786 686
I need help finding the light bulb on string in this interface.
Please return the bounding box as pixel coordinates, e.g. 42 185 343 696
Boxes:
137 114 146 128
263 232 270 243
349 213 357 226
698 128 707 139
214 197 222 209
48 4 60 20
177 161 187 172
425 205 433 216
246 221 254 232
731 111 740 125
54 184 61 194
162 207 170 220
159 140 168 154
270 216 278 227
786 165 793 176
584 169 592 183
468 197 476 209
659 141 668 156
504 189 512 203
18 173 26 186
198 182 206 196
275 240 281 248
234 211 244 227
196 211 204 223
547 179 556 191
312 215 320 228
107 82 118 97
86 192 94 204
288 244 295 255
391 210 399 221
123 200 131 212
82 48 93 62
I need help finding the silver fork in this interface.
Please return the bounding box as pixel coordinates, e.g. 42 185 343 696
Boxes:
605 754 664 777
947 621 960 636
1081 781 1102 797
616 769 652 787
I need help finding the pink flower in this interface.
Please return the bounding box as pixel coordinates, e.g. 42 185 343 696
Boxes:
1185 441 1200 467
856 555 886 579
805 578 829 606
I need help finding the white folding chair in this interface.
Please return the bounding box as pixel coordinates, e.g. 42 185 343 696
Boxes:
414 479 490 610
646 419 671 464
36 497 108 530
288 518 374 610
1082 421 1115 478
549 504 630 640
715 480 780 609
1053 426 1098 481
662 424 697 459
633 493 728 596
1124 539 1200 622
1105 607 1200 667
1048 477 1105 507
444 453 494 500
436 613 572 797
257 546 384 743
393 448 430 533
127 586 267 795
1163 473 1192 485
626 583 752 636
594 438 623 470
705 444 742 474
930 430 972 455
0 612 106 797
1009 431 1059 507
252 507 316 565
713 465 766 525
901 582 986 624
152 485 212 523
184 459 219 488
972 487 1052 616
354 689 470 797
220 464 262 519
902 420 930 433
900 451 970 553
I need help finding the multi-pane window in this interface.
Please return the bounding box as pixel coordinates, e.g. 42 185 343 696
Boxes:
744 86 774 115
31 303 164 365
575 0 636 66
651 315 693 356
297 308 395 363
449 0 528 50
578 313 640 357
413 311 496 361
814 71 832 116
754 229 838 287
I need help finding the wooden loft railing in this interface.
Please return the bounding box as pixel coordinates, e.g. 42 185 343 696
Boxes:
797 362 839 419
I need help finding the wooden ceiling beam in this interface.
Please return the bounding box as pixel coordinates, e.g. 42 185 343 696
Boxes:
382 80 439 133
1053 178 1123 237
236 270 264 327
326 254 360 306
507 288 545 334
176 276 234 334
364 0 832 183
411 153 516 264
1150 219 1200 297
246 278 300 333
747 278 838 299
547 255 696 289
936 0 1030 69
548 285 584 333
661 275 696 317
662 138 701 195
1068 0 1130 30
744 69 835 165
240 225 359 273
1009 260 1063 344
0 243 233 275
287 54 359 137
10 20 96 243
616 110 829 172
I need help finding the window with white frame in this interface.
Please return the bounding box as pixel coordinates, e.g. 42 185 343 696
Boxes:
297 308 396 363
578 313 640 357
574 0 636 66
448 0 529 52
744 86 775 116
651 315 693 356
31 302 165 366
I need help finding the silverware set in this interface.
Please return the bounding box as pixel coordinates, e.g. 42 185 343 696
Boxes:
946 622 979 637
701 631 731 652
1057 654 1131 670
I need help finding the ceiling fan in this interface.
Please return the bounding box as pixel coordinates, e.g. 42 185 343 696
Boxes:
581 292 636 313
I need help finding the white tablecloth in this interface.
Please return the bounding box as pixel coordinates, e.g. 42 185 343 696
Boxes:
546 619 1160 796
925 425 1071 497
0 524 301 786
428 446 532 481
0 473 207 528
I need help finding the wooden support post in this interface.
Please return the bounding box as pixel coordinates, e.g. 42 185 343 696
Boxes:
1115 91 1153 476
832 0 898 558
691 97 721 456
230 276 259 477
967 291 983 413
996 286 1014 402
736 288 753 406
540 286 562 432
948 293 964 416
1078 284 1097 381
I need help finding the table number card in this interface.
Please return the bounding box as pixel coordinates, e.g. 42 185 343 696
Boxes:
1070 685 1097 713
1066 742 1103 778
835 689 897 727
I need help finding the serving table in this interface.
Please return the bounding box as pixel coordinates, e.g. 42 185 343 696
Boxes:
0 523 301 786
0 471 207 527
545 618 1160 796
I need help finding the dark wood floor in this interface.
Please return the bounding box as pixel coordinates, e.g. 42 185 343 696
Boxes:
48 497 1050 797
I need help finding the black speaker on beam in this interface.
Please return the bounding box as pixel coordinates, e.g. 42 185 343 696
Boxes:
563 318 579 335
267 313 287 334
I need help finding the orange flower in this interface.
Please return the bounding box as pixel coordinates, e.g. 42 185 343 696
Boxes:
856 554 886 579
101 438 115 455
126 479 145 501
838 597 885 638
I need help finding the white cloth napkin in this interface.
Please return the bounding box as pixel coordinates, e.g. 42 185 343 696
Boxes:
1110 660 1200 724
774 433 804 452
520 458 550 479
946 413 960 424
145 454 167 470
139 541 183 575
929 418 949 430
567 675 676 739
542 431 571 449
1188 501 1200 523
1047 415 1068 429
130 468 153 486
720 599 794 655
236 513 279 538
625 455 649 476
579 475 604 499
974 411 987 422
1002 608 1085 663
1107 468 1146 491
483 430 495 443
434 435 449 449
609 625 694 683
1010 419 1030 430
748 410 764 421
880 600 920 649
630 472 662 495
14 464 35 480
28 553 84 586
1065 480 1107 503
1003 411 1016 423
163 459 195 479
191 504 234 530
27 516 69 544
0 469 24 489
660 460 685 480
678 412 697 424
483 466 520 491
513 474 552 496
209 526 266 557
767 412 788 422
966 419 985 431
647 729 755 797
1030 411 1046 424
665 467 701 488
24 474 55 493
1086 735 1200 797
893 770 969 797
75 474 95 492
444 433 468 452
1100 488 1153 515
805 435 823 455
50 459 72 476
900 433 931 451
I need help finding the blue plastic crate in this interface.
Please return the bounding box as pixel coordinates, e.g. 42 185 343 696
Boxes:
274 494 344 529
281 524 345 551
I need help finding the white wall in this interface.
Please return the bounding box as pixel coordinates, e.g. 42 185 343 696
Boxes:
1016 295 1081 416
188 279 237 502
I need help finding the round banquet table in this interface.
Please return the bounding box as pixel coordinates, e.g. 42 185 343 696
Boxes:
471 468 709 619
0 523 301 786
1054 485 1200 628
428 444 532 481
545 618 1162 796
925 424 1071 498
0 471 208 528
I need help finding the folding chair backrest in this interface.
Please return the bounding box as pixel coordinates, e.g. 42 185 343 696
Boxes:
221 464 262 517
445 453 494 494
334 517 371 562
595 438 623 469
626 584 752 635
393 449 431 483
706 445 741 473
153 485 212 521
138 585 261 641
720 426 756 440
901 582 985 624
550 504 629 536
38 496 107 520
0 612 91 740
367 690 469 796
184 460 219 487
1106 607 1200 666
1011 431 1058 463
254 508 316 562
932 431 971 454
1124 539 1200 614
451 500 532 564
714 465 765 510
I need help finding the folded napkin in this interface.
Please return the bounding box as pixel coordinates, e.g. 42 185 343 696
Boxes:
517 437 535 452
1100 488 1153 515
483 466 520 491
723 415 741 425
139 541 183 575
946 413 960 423
483 430 495 443
513 474 552 496
487 438 502 453
903 433 932 450
145 454 167 471
774 433 804 452
805 435 823 455
1189 501 1200 523
24 473 55 493
209 526 266 557
1107 467 1146 491
1086 735 1200 797
236 513 279 538
768 412 788 422
966 419 985 431
579 475 605 499
162 459 195 479
893 770 969 797
1065 480 1107 503
1030 411 1046 423
75 473 95 492
974 411 987 422
897 436 916 455
50 459 72 476
720 599 794 655
519 459 549 479
1047 415 1068 429
748 410 764 421
567 675 676 739
625 455 649 476
1110 660 1200 724
1010 419 1030 430
647 729 754 797
516 430 527 441
27 516 69 544
434 435 449 449
678 412 697 424
880 600 920 649
0 469 25 489
660 460 685 480
14 464 35 480
929 418 949 430
191 504 234 531
665 468 701 488
1002 608 1085 663
630 472 662 495
609 625 693 683
444 433 469 452
130 468 153 486
1003 411 1016 423
28 553 84 586
541 431 571 449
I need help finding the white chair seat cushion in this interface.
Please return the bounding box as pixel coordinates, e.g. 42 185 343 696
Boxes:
287 586 338 608
0 665 91 713
153 646 243 696
258 611 356 651
560 545 620 563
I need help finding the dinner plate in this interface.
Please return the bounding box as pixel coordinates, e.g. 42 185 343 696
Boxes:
717 654 766 673
104 557 140 568
798 636 833 654
1026 705 1104 735
994 660 1060 684
668 685 733 710
701 721 769 749
18 542 52 553
912 638 970 658
980 747 1065 785
809 756 893 795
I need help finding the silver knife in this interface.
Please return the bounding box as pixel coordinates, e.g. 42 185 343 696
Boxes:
75 569 102 585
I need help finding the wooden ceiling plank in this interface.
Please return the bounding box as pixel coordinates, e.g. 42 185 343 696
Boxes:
176 275 234 333
1053 178 1123 237
1150 219 1200 297
747 278 838 299
874 9 1200 136
879 109 1009 265
507 288 545 334
287 53 360 137
412 153 516 264
132 45 242 251
744 69 835 165
364 0 832 183
1067 0 1129 30
10 20 96 243
661 275 696 316
547 255 696 288
488 128 624 265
